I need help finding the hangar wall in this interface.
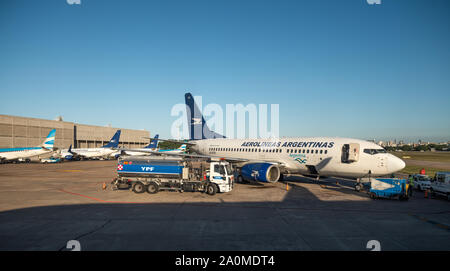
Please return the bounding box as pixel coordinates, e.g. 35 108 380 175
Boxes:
0 115 150 149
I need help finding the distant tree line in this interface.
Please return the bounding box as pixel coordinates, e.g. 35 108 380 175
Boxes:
385 144 449 152
158 140 185 150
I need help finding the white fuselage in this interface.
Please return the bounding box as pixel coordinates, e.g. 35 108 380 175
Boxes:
64 147 116 159
122 148 157 156
190 137 405 178
0 147 53 161
157 149 184 154
115 148 184 157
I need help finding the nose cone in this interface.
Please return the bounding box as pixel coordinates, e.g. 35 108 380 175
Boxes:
389 155 406 173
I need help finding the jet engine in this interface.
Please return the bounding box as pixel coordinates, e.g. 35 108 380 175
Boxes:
240 163 281 183
64 154 73 160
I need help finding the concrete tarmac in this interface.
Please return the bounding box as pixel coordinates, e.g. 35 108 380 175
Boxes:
0 160 449 251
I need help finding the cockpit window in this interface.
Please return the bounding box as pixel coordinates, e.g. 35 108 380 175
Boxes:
363 149 387 155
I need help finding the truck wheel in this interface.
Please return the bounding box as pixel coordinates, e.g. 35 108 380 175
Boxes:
355 184 362 192
132 182 146 194
206 184 218 195
147 182 159 194
237 175 248 184
237 175 243 183
370 192 377 199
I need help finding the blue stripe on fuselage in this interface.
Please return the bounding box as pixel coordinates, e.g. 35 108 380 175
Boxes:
0 147 41 153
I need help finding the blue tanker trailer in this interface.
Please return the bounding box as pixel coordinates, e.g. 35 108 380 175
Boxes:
111 156 233 195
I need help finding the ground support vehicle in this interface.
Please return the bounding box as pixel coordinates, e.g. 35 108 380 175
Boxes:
430 172 450 201
411 174 431 191
40 157 61 163
369 178 409 200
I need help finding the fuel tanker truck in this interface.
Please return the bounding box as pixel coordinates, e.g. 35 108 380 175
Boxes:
111 156 234 195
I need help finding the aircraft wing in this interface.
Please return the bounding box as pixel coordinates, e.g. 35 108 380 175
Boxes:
71 152 88 158
119 148 221 159
141 137 197 146
118 148 286 165
69 150 93 158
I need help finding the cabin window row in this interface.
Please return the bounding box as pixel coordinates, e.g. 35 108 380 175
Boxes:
208 147 328 155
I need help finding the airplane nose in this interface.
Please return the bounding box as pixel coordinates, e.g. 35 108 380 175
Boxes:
389 155 406 173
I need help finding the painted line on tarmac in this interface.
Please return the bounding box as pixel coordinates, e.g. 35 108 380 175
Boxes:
58 188 145 204
410 214 450 232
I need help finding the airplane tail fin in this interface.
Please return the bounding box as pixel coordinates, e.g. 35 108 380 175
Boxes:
145 134 159 149
68 144 72 153
102 130 121 148
41 129 56 149
178 144 187 152
185 92 225 140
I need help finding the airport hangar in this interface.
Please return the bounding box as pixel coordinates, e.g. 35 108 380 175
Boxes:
0 114 150 151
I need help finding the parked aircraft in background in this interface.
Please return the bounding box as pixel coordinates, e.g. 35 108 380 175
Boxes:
0 129 56 163
60 130 121 160
116 135 187 157
157 144 186 154
110 134 160 158
60 144 75 160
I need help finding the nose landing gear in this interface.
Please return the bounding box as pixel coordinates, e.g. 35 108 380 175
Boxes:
355 180 363 192
354 170 372 192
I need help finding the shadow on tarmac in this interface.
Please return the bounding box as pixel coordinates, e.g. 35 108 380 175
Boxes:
0 175 449 251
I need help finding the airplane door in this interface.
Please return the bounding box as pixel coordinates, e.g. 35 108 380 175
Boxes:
341 143 360 163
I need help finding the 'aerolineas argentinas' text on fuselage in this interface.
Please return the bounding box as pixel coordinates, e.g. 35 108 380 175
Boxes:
240 141 335 148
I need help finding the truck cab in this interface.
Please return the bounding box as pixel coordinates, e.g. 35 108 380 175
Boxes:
430 172 450 201
206 161 234 194
114 156 234 195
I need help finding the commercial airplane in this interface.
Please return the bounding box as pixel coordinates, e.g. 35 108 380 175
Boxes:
112 134 160 157
157 144 187 154
60 144 75 160
129 93 406 187
60 130 121 160
119 135 187 157
0 129 56 163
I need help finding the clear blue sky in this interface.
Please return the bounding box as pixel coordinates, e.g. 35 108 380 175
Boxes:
1 0 449 142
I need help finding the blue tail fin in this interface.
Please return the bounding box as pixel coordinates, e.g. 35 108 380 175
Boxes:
41 129 56 149
68 144 72 153
145 134 159 149
185 93 225 140
102 130 121 148
178 144 187 152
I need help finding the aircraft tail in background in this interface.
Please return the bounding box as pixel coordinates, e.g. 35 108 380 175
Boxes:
41 129 56 150
178 144 187 152
102 130 121 148
145 134 159 149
